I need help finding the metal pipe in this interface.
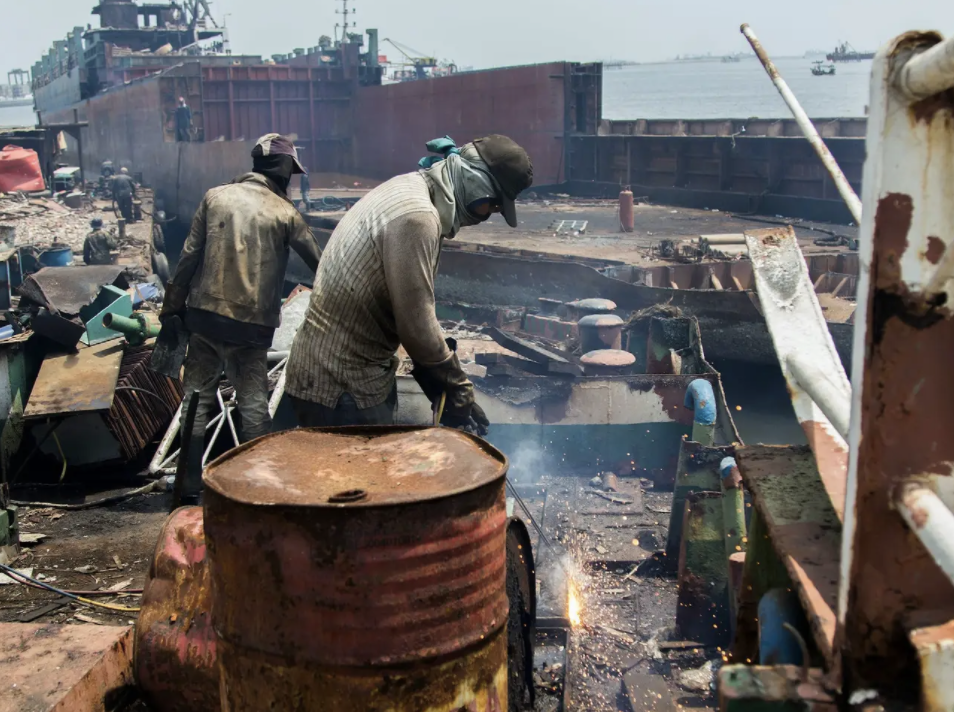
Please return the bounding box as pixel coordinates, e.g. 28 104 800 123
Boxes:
740 23 863 225
786 353 851 440
896 35 954 100
896 481 954 587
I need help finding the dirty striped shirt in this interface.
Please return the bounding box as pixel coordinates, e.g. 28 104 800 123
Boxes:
285 172 455 408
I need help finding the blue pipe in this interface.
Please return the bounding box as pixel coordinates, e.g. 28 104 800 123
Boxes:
758 588 809 665
685 378 716 425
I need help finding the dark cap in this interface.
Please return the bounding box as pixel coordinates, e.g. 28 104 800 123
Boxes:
251 133 306 174
90 218 103 228
472 134 532 228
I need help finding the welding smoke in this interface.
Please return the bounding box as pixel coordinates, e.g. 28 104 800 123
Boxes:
506 440 548 483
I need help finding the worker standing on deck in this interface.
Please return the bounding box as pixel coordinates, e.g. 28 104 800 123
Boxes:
160 133 322 504
83 218 117 265
175 97 192 142
111 167 137 223
284 134 532 430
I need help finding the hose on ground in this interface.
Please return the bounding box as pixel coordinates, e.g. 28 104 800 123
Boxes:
0 562 141 613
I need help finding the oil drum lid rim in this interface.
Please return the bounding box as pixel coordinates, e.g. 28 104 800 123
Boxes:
203 425 509 508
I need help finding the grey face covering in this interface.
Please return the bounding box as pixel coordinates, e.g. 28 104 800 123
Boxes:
421 143 501 238
443 146 500 228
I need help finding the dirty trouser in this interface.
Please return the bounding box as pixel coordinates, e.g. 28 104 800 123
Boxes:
289 384 397 428
117 194 133 222
179 333 271 496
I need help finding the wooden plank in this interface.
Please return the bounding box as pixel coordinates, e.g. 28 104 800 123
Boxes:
737 445 841 670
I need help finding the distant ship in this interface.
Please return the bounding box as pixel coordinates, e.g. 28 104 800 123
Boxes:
811 61 836 76
826 42 875 62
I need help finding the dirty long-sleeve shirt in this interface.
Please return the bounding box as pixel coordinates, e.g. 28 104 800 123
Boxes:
285 171 462 408
166 172 322 330
83 229 117 265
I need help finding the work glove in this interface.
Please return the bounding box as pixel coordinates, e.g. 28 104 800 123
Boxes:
159 282 188 322
411 345 489 437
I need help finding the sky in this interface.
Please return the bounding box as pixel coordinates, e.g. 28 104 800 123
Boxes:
3 0 953 77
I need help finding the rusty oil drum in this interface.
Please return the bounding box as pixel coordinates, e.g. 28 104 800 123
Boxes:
135 506 220 712
203 425 510 712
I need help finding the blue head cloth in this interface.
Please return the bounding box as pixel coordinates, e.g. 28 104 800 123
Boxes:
418 135 461 168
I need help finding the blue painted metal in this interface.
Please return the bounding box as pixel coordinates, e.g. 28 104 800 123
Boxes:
757 588 809 666
80 284 132 345
684 378 716 425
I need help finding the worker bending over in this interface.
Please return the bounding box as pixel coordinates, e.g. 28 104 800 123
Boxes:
160 133 322 503
285 134 533 431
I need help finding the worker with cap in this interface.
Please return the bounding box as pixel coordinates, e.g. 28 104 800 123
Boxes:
111 167 137 223
284 134 532 431
83 217 117 265
160 133 322 504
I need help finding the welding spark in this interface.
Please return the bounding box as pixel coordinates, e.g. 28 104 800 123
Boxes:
568 582 582 628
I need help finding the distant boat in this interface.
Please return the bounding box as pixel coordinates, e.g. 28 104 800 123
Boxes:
826 42 874 62
721 55 741 63
811 61 836 76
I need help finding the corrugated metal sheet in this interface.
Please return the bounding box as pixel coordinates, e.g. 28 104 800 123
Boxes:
352 62 573 185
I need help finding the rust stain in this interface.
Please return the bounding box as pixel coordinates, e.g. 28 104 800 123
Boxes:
798 420 848 522
872 193 913 291
205 426 509 668
910 89 954 125
924 236 945 265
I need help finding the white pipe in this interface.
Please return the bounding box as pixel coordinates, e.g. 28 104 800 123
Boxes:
787 353 851 440
896 481 954 586
741 24 863 225
896 35 954 100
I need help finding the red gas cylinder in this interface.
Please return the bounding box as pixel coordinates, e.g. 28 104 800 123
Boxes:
0 145 45 193
619 187 635 232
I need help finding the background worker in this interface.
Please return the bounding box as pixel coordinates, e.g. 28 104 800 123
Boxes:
83 217 116 265
111 167 137 222
175 97 192 142
284 134 533 431
160 133 322 504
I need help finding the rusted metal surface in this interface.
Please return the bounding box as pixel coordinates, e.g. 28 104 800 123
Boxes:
744 226 849 520
23 340 124 419
580 348 634 375
0 622 134 712
17 266 127 316
218 625 507 712
567 298 617 318
840 29 954 694
676 490 732 647
204 426 509 671
740 24 863 223
103 344 183 461
908 619 954 712
718 665 837 712
577 313 624 352
351 62 593 185
737 445 840 670
135 506 218 712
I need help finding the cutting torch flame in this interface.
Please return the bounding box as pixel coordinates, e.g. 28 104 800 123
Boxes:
568 582 582 628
